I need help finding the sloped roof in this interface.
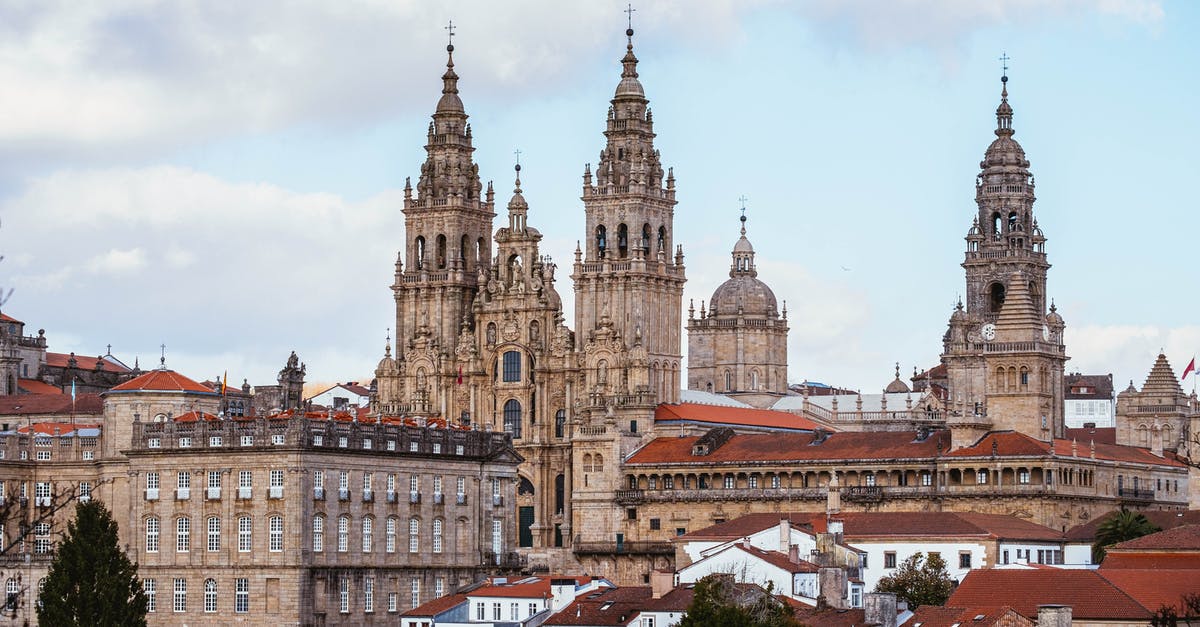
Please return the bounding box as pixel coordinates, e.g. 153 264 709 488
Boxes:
0 422 102 437
400 593 467 617
0 393 104 415
677 389 753 408
626 429 946 465
544 586 652 626
1108 524 1200 551
0 312 22 324
1141 353 1183 396
44 352 131 374
1066 510 1200 542
17 379 61 395
108 369 214 394
1062 426 1116 445
654 402 827 432
1096 569 1200 615
908 605 1031 627
946 430 1185 467
679 511 1061 543
1064 373 1113 399
948 570 1149 620
695 542 819 574
792 606 867 627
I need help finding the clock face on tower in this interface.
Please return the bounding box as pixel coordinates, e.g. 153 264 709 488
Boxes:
981 323 997 341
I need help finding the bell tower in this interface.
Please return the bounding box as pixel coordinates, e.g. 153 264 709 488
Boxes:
387 35 497 418
942 70 1068 447
572 23 686 408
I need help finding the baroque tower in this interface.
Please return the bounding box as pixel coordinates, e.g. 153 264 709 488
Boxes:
943 73 1068 448
686 211 789 404
382 40 496 418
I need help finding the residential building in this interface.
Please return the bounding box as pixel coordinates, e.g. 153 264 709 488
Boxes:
1063 373 1114 429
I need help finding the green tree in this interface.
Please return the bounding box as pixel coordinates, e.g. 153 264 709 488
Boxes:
37 500 147 627
1091 508 1160 563
680 574 804 627
874 552 955 608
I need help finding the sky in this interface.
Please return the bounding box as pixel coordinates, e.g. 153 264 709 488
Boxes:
1 0 1197 396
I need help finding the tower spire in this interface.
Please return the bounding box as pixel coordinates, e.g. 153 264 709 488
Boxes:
437 21 463 114
996 53 1014 137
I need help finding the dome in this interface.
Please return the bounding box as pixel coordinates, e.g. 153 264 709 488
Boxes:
709 275 779 317
615 75 645 98
733 235 753 254
885 377 911 394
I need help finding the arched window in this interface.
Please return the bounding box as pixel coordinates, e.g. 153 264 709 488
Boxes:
361 517 373 553
750 370 759 390
204 579 217 613
992 212 1002 235
436 234 447 269
416 236 426 269
554 474 565 514
658 226 667 251
145 516 160 552
460 234 469 266
555 410 566 438
503 399 522 438
617 224 629 258
596 225 607 256
642 223 652 253
477 237 486 264
502 351 521 382
989 282 1006 313
593 454 604 471
207 516 220 552
1008 211 1018 232
176 517 191 553
724 370 733 392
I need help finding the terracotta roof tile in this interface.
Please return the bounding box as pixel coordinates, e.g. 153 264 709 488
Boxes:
948 569 1149 620
946 430 1185 467
401 593 467 617
909 605 1031 627
7 422 102 436
1064 373 1114 399
654 402 828 432
1100 553 1200 569
626 430 947 465
712 543 820 573
1062 426 1116 445
1108 524 1200 551
680 511 1061 542
544 586 652 626
44 352 130 374
1097 569 1200 614
792 606 867 627
1065 510 1200 542
17 379 62 395
109 369 214 394
0 312 22 324
0 393 104 416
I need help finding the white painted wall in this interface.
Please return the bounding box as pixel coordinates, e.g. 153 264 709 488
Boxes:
854 540 987 591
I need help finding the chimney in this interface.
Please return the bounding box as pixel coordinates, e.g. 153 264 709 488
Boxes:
826 473 841 516
650 570 674 600
780 517 791 552
789 544 801 564
818 567 848 609
1037 604 1072 627
865 592 898 627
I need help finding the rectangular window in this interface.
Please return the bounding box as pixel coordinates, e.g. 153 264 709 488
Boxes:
35 450 50 461
240 434 253 446
960 552 972 568
238 516 252 552
269 516 283 552
493 602 502 621
860 552 869 568
177 437 189 448
271 433 284 445
339 578 350 614
209 436 222 447
204 580 217 613
884 551 897 569
364 576 374 613
270 469 284 498
511 602 519 620
144 579 156 613
409 518 419 553
339 471 349 490
1018 470 1031 484
411 578 420 609
207 517 220 552
239 470 252 488
386 517 396 553
649 518 661 530
1002 549 1009 564
502 350 521 382
362 437 372 450
173 578 187 613
312 434 323 446
387 439 396 451
389 592 398 613
147 472 160 490
177 517 190 552
410 441 419 452
235 578 249 613
435 577 444 598
723 475 735 489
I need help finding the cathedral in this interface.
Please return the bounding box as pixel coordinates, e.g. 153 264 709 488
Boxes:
370 23 1193 585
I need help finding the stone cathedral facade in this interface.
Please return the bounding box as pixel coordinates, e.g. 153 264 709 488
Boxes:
373 28 686 572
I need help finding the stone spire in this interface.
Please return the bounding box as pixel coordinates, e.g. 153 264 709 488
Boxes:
1142 353 1183 396
436 42 464 114
410 39 487 208
994 271 1041 337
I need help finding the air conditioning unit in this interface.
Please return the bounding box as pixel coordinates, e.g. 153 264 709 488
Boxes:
338 489 350 501
456 494 467 505
433 493 444 505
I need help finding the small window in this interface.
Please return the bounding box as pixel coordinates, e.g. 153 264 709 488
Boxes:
627 508 637 520
960 552 972 568
884 551 897 569
649 518 661 530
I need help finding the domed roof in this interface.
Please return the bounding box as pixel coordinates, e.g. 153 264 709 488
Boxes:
884 363 911 393
733 234 753 254
435 46 465 114
710 275 779 317
614 31 645 99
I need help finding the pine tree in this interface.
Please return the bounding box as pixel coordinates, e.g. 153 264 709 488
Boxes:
874 552 955 609
37 500 147 626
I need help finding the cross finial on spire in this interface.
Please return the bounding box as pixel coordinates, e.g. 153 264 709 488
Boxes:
514 148 522 167
999 51 1010 80
445 20 456 49
160 343 166 368
625 3 636 31
738 195 748 232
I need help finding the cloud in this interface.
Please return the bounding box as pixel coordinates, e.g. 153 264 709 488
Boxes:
0 0 765 162
87 247 146 275
1066 323 1200 389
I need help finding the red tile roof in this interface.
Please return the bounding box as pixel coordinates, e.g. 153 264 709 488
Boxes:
0 312 22 323
680 511 1062 543
791 606 868 627
948 569 1149 620
172 411 222 422
1108 524 1200 551
1065 510 1200 542
712 543 820 573
626 429 947 465
11 422 101 436
1096 569 1200 614
401 593 467 617
0 393 104 416
544 586 652 626
908 605 1031 627
17 379 62 395
108 369 214 394
1063 426 1116 445
655 402 829 432
44 352 130 374
1100 552 1200 569
947 430 1185 467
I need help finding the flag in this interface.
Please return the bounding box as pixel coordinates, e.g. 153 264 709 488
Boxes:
221 371 228 395
456 366 463 385
70 379 76 402
1183 357 1196 382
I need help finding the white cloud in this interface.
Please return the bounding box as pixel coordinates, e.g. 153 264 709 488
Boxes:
87 247 146 275
1066 323 1200 389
